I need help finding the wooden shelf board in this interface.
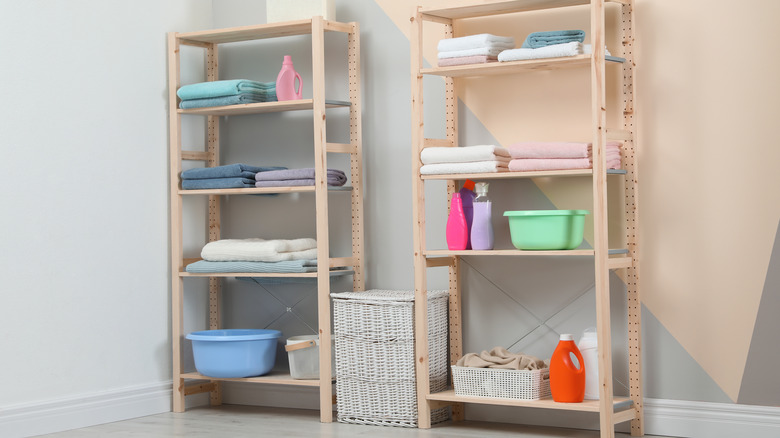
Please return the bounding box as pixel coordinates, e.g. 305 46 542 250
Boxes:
425 249 629 257
176 19 352 44
178 99 351 116
181 371 323 387
420 0 591 19
421 169 626 180
421 55 623 78
178 186 352 196
180 269 354 278
427 390 633 413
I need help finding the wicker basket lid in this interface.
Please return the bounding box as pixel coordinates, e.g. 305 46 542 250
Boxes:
330 289 448 302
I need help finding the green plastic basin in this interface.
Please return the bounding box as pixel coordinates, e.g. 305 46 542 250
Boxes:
503 210 590 250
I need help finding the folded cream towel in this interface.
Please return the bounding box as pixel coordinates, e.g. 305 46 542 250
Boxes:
201 238 318 262
456 347 547 370
509 141 621 159
437 34 515 52
439 46 508 59
421 161 509 175
498 42 582 62
421 145 510 164
438 55 497 67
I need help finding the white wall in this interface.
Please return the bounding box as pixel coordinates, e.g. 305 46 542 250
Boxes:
0 1 212 436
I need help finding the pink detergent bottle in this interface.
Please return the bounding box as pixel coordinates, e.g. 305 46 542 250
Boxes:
446 193 468 250
276 55 303 101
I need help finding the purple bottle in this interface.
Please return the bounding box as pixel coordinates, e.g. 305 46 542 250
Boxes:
470 182 494 250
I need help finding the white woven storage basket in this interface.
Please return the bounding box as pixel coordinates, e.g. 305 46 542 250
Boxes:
331 290 450 427
451 365 551 400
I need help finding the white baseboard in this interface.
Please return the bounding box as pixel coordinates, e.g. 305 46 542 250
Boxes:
643 398 780 438
3 382 779 438
0 381 172 438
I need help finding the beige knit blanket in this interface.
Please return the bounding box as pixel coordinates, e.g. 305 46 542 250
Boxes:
455 347 547 370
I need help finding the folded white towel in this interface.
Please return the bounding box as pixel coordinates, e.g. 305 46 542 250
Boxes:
498 42 583 62
437 34 515 52
421 145 511 165
439 46 507 59
201 238 318 262
420 161 509 175
583 44 612 56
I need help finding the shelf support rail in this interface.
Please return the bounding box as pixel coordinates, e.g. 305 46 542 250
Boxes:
620 0 644 435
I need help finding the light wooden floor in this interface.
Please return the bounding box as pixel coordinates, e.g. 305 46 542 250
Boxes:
37 405 674 438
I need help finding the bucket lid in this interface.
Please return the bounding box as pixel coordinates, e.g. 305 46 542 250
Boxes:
186 329 281 341
504 210 590 217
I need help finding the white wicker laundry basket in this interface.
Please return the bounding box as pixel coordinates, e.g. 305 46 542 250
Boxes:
331 289 450 427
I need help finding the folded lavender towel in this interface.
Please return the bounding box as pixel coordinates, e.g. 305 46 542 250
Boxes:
255 168 347 185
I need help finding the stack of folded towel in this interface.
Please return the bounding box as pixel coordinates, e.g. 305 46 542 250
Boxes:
420 145 510 175
181 163 286 189
507 141 622 172
437 34 515 67
185 238 319 273
254 168 347 187
177 79 277 109
498 30 586 62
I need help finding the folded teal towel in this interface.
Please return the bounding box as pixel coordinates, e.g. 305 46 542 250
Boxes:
521 30 585 49
177 79 276 100
182 164 285 180
179 92 277 109
185 259 317 273
181 177 256 189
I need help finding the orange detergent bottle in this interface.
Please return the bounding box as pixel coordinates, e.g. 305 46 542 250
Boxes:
549 334 585 402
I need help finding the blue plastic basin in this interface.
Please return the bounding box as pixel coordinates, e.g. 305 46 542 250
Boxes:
186 329 282 378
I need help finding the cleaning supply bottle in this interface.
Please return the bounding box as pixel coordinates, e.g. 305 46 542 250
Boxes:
549 334 585 403
446 193 468 250
578 328 599 400
470 182 494 250
276 55 303 101
459 180 476 249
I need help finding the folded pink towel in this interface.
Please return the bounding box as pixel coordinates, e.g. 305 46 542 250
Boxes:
509 158 621 172
438 55 497 67
509 141 621 159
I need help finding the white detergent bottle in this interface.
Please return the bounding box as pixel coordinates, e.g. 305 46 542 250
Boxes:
578 327 599 400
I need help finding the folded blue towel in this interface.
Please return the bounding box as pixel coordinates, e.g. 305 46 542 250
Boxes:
181 164 286 180
181 177 256 189
177 79 277 100
185 259 317 273
179 92 277 109
521 30 585 49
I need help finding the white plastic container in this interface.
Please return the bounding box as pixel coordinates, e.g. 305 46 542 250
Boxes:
285 335 334 380
578 328 599 400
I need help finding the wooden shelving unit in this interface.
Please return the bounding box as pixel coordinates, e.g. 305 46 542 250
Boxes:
167 17 365 423
409 1 642 437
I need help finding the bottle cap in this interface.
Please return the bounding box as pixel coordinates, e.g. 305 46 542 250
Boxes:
462 180 475 191
560 334 573 341
475 182 489 195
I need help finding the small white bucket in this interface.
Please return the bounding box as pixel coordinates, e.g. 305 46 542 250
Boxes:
285 335 334 380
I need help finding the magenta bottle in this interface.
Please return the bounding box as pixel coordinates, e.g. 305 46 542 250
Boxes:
470 182 494 250
459 180 476 249
276 55 303 101
446 193 468 250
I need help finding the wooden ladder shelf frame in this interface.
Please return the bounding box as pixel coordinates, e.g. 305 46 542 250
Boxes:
167 17 365 423
409 1 643 437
